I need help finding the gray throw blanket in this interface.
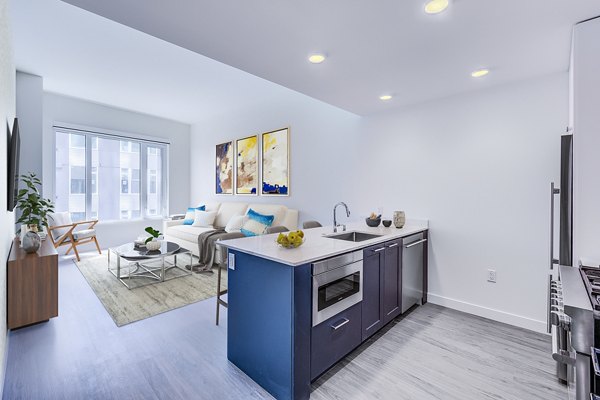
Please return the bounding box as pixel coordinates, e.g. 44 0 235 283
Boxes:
195 229 228 272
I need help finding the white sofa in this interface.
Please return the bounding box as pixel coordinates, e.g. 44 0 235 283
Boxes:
163 202 299 261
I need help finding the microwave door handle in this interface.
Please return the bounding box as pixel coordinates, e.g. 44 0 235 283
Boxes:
331 318 350 330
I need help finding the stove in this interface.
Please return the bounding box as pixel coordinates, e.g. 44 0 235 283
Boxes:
557 266 596 400
579 267 600 311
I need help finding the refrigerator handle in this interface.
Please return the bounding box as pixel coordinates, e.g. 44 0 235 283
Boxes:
550 182 560 270
548 182 560 334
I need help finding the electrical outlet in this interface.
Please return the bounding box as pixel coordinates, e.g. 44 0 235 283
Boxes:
487 269 497 283
228 253 235 270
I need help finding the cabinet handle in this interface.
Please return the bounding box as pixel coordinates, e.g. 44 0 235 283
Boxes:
405 238 428 249
331 318 350 330
387 243 399 248
372 247 385 253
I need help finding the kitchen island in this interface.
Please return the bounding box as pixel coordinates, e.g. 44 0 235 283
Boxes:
219 220 429 400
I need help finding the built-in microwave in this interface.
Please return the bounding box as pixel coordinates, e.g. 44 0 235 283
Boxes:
312 251 363 327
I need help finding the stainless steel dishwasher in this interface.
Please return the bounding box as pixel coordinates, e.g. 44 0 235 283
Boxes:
402 232 427 313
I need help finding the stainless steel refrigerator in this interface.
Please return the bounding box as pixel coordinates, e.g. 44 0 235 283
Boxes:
548 134 573 384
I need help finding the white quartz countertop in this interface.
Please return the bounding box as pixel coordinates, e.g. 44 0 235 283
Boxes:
219 220 429 266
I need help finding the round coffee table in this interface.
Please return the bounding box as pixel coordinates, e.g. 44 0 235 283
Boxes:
107 241 193 289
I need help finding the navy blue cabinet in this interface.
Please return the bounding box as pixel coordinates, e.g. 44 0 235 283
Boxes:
310 232 428 383
311 302 362 380
383 238 402 325
363 238 404 337
361 243 386 341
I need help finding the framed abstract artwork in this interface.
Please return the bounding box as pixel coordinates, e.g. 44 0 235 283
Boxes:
261 127 289 196
235 135 258 195
215 141 234 195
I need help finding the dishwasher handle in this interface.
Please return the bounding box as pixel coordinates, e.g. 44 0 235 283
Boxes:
404 238 428 249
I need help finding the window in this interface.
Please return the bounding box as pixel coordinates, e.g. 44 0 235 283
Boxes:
121 168 129 194
70 134 85 148
55 128 168 221
70 166 86 194
131 169 140 194
70 212 86 222
149 170 157 194
146 146 164 217
91 167 97 194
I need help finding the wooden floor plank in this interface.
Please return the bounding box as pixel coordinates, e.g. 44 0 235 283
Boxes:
3 254 566 399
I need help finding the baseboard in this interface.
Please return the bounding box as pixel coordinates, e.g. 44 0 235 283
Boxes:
427 293 547 334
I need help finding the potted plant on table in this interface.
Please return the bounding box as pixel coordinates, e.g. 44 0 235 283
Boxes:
15 172 54 253
144 227 163 251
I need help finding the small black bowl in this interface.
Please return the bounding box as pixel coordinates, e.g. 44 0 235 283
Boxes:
382 220 392 228
365 218 381 227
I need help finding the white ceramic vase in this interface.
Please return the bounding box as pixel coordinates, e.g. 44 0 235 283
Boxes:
146 239 162 251
393 211 406 229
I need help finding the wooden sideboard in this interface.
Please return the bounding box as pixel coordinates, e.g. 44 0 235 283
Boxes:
7 237 58 329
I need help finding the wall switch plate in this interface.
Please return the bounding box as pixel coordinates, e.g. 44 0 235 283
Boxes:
228 253 235 270
487 269 497 283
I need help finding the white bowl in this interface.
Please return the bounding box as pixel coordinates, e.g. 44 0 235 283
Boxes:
146 240 162 251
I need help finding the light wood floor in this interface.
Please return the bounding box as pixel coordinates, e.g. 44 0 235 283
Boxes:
3 253 566 399
312 304 566 400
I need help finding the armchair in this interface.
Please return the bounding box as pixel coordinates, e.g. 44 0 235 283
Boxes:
46 212 101 262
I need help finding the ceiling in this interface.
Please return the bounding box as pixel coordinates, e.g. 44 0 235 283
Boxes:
11 0 294 124
12 1 600 123
59 0 600 116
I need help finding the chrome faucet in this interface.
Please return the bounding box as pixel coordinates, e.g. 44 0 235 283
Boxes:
333 202 351 233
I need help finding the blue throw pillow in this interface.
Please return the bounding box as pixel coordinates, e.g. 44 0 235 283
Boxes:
240 208 275 237
183 205 206 225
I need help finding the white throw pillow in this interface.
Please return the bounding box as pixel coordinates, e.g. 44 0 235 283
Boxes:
225 215 246 233
192 210 217 228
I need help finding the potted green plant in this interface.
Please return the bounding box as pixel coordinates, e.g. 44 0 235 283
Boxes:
15 172 54 253
144 226 163 251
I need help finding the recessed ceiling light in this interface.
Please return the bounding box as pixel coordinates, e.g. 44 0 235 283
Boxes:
308 54 326 64
424 0 449 14
471 69 490 78
379 95 393 101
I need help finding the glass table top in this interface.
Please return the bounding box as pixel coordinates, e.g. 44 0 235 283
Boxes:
110 241 182 260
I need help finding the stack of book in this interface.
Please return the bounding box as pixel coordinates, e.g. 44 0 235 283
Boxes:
134 237 147 250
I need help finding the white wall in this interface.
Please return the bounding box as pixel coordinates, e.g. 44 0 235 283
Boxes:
357 73 566 332
573 18 600 265
190 73 567 332
0 0 16 394
190 92 363 223
41 92 191 249
16 71 42 179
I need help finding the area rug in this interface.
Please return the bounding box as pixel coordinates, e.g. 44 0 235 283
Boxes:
74 254 227 327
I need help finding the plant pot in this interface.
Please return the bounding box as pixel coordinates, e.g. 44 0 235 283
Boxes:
146 240 162 251
22 231 41 253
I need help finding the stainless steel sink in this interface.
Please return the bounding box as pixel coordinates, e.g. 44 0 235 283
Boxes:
325 231 382 242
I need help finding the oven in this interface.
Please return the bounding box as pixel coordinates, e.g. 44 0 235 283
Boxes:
312 250 363 327
557 266 597 400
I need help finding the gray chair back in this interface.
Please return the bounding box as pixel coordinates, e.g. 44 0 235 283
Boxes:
265 226 289 234
302 220 322 229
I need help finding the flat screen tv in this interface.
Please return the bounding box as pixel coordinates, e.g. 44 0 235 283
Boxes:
7 118 20 211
